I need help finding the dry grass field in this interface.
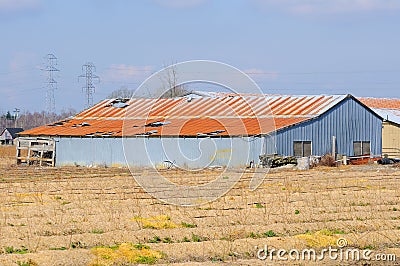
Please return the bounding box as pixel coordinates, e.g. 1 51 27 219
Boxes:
0 145 400 265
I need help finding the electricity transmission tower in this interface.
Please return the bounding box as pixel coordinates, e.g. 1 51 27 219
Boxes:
43 54 59 114
79 62 100 109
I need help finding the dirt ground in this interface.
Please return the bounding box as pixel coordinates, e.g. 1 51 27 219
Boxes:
0 145 399 265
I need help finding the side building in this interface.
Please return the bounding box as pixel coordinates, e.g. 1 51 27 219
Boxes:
359 97 400 159
1 128 24 145
18 94 382 167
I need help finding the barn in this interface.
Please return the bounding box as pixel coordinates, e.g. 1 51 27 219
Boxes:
359 97 400 159
1 128 24 145
18 93 382 167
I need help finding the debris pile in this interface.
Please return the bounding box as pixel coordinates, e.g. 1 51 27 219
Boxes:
259 154 297 168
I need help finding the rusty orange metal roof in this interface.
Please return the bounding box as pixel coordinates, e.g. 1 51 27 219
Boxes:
20 94 348 137
75 95 347 119
359 97 400 125
359 97 400 110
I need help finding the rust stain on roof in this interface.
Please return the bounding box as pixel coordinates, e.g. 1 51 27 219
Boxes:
20 94 347 137
359 97 400 110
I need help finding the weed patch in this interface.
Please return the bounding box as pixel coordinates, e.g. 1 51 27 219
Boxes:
133 215 179 229
49 247 67 250
90 243 163 265
181 222 197 228
254 202 265 208
191 233 207 242
16 259 37 266
91 229 104 234
263 230 277 237
148 236 162 243
295 230 350 248
4 246 29 254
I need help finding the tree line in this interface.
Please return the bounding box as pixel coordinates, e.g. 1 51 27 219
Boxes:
0 109 76 131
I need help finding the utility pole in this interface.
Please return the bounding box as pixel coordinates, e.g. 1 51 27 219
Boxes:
78 62 100 109
13 108 20 128
43 54 59 114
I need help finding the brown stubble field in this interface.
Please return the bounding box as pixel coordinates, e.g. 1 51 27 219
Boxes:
0 145 400 265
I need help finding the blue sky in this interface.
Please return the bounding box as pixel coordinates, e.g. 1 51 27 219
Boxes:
1 0 399 113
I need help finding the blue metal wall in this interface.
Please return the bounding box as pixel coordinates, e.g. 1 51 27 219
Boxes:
54 97 382 167
265 97 382 156
55 136 263 167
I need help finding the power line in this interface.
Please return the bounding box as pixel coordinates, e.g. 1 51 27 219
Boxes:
79 62 100 109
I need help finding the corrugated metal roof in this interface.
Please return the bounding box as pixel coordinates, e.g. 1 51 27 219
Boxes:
359 97 400 125
75 95 347 119
371 108 400 125
359 97 400 110
20 94 348 137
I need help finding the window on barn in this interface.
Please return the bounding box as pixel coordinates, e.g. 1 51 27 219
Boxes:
294 142 302 157
362 142 371 155
293 141 312 157
353 141 371 156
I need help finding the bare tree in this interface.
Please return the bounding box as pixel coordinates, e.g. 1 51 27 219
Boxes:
159 62 190 98
108 86 134 99
106 62 191 100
